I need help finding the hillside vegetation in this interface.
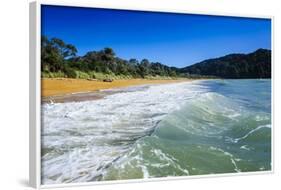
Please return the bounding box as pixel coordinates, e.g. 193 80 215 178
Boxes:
180 49 271 79
41 36 180 80
41 36 271 80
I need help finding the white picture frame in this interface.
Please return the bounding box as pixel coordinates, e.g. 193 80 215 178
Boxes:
29 1 274 189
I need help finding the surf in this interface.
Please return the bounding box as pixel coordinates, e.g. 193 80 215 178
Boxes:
102 80 271 180
41 79 271 184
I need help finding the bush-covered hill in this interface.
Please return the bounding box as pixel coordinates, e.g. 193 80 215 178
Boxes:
180 49 271 79
41 36 178 79
41 36 271 79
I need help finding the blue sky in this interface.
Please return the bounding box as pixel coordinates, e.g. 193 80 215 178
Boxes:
41 5 271 68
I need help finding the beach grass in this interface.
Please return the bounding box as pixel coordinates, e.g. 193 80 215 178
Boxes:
41 78 192 97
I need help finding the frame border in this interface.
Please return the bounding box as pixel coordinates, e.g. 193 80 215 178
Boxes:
29 1 274 189
29 1 41 189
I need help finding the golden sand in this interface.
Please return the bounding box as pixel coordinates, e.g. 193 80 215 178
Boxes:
42 78 192 97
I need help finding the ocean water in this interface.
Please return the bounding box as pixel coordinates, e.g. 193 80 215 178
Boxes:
41 79 271 184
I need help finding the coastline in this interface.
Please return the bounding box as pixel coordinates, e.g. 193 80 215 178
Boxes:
42 78 193 103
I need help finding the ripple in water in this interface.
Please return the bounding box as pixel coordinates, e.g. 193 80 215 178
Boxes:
41 79 271 184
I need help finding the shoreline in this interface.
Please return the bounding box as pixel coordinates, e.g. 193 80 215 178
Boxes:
42 78 194 103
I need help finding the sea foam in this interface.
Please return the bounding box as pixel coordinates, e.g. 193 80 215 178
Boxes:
41 81 208 184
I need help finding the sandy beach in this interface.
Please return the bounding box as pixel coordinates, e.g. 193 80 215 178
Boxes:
41 78 192 103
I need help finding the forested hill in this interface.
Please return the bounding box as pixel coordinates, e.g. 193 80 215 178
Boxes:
41 36 271 79
180 49 271 78
41 36 178 79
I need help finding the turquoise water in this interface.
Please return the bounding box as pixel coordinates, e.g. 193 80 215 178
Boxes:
42 79 271 184
102 79 272 180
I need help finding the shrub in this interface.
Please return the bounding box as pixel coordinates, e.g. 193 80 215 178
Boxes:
88 71 97 79
75 71 90 79
64 67 77 78
42 71 65 78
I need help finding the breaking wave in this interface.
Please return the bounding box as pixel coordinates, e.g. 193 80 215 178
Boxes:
41 79 271 184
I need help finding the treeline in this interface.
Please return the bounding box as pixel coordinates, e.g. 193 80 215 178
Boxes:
41 36 179 80
41 36 271 80
181 49 271 79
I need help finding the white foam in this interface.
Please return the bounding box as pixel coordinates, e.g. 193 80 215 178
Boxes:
240 145 251 151
209 146 241 172
41 81 207 184
232 124 271 143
